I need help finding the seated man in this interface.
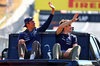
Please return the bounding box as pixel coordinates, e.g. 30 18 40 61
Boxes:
17 2 55 60
53 13 81 60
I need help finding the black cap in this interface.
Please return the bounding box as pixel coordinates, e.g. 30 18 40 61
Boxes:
24 17 33 27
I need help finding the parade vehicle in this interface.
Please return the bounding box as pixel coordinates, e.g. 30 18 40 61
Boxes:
0 30 100 66
1 0 100 65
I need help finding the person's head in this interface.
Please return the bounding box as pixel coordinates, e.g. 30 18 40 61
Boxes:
24 17 35 29
59 19 72 32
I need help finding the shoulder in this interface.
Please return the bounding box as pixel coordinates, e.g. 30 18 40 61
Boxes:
70 34 77 38
18 32 25 37
19 29 28 36
55 31 62 36
19 32 24 35
55 32 64 38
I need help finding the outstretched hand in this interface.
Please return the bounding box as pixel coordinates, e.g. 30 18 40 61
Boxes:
48 1 55 10
72 13 79 22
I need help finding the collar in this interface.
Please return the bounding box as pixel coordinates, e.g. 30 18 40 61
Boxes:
25 27 36 33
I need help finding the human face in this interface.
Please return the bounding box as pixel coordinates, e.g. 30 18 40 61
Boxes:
26 20 35 29
64 24 72 32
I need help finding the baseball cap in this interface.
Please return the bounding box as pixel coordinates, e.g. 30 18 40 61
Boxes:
24 17 33 27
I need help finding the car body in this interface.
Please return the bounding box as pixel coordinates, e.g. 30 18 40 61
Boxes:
0 30 100 66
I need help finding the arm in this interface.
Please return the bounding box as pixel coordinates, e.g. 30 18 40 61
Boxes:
18 33 25 44
48 1 55 15
63 43 78 57
38 2 55 32
72 35 78 48
18 39 25 44
56 13 79 35
64 34 78 57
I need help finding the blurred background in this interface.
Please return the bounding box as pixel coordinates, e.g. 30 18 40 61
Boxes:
0 0 100 57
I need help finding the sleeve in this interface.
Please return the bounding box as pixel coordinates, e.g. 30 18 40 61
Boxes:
55 31 58 38
37 14 54 32
72 35 78 44
17 33 24 41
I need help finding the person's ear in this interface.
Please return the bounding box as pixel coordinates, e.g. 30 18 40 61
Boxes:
26 23 29 27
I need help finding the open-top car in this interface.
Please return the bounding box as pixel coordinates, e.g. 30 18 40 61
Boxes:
1 30 100 66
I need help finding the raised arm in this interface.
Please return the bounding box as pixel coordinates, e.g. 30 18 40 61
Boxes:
37 2 55 32
56 13 79 35
48 1 55 15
